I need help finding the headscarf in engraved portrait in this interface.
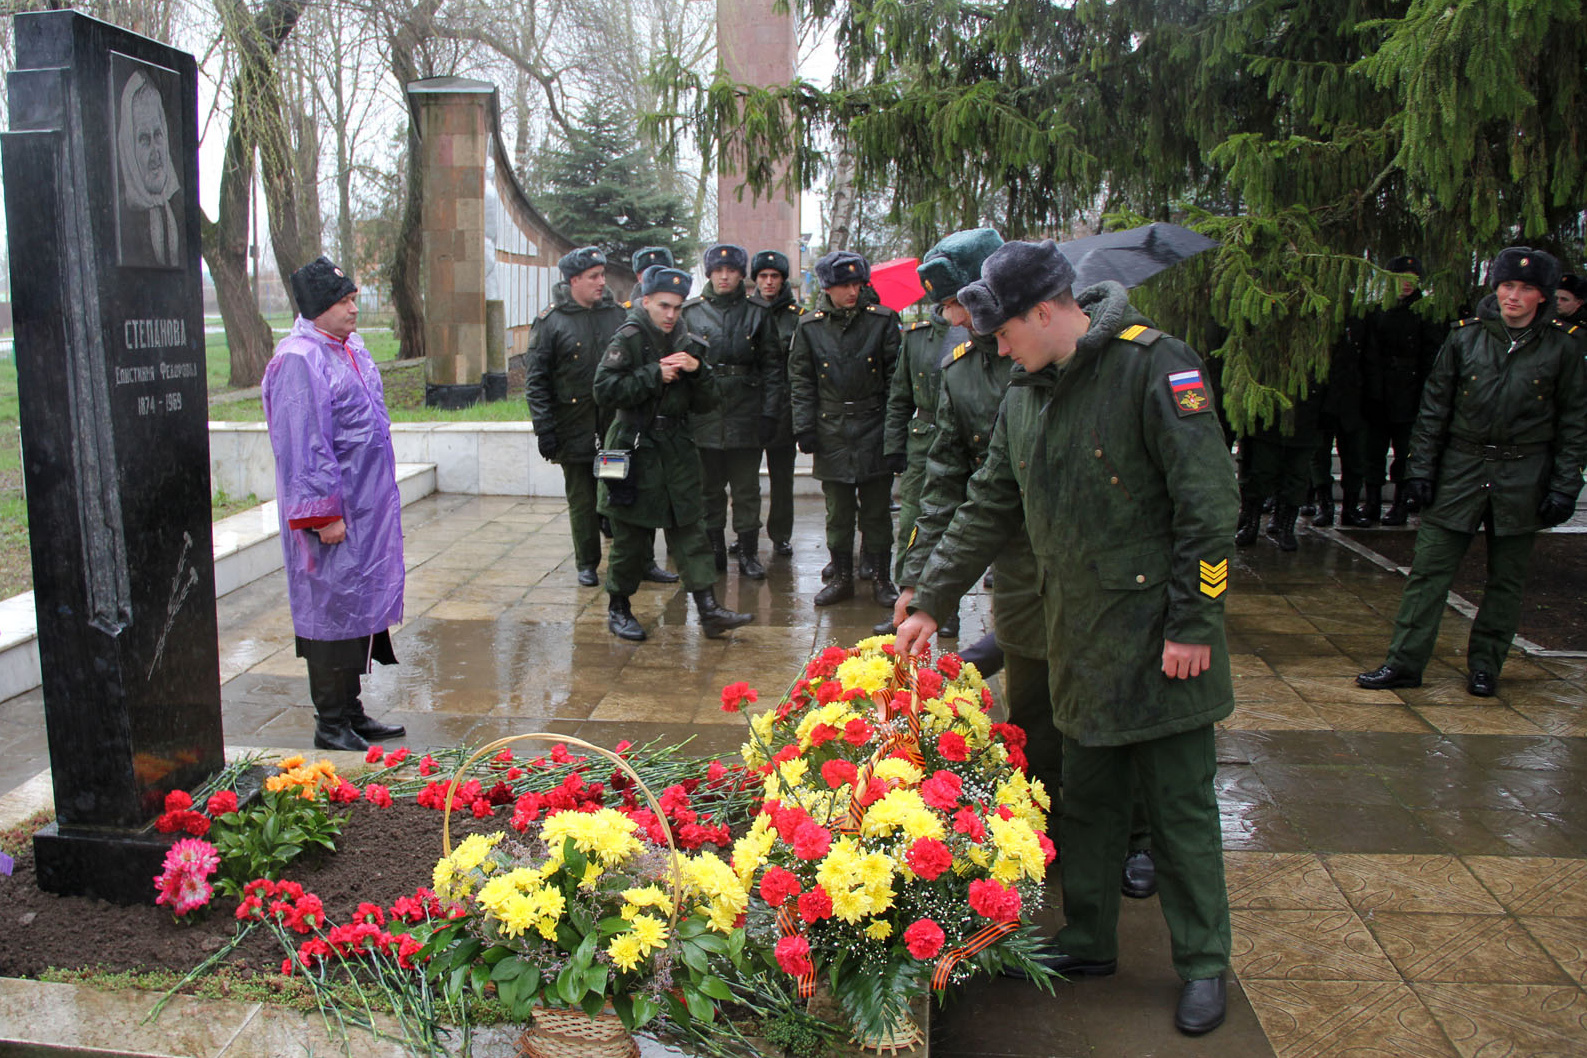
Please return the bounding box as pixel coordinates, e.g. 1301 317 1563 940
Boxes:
112 56 183 269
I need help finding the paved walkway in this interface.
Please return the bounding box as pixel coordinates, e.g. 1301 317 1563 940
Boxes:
4 493 1587 1057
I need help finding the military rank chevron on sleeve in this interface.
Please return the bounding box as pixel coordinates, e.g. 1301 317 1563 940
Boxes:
1199 558 1228 599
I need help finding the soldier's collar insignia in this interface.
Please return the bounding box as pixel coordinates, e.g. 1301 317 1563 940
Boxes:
1168 368 1212 417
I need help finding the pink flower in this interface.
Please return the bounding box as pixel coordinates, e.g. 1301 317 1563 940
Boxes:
163 838 221 875
329 781 360 804
937 731 969 761
363 784 393 808
904 918 946 960
775 935 814 977
968 878 1022 922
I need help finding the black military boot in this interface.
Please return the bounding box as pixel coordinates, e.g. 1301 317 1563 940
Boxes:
1313 496 1335 527
607 593 646 641
1265 504 1299 551
1341 480 1371 527
814 552 854 606
708 529 728 572
821 559 836 583
1381 485 1409 526
1234 499 1261 547
642 562 679 583
310 664 369 752
1359 485 1382 525
693 588 753 638
856 553 875 581
773 539 794 556
345 676 406 742
736 531 766 580
872 617 897 635
869 553 900 607
1298 485 1318 518
938 609 961 638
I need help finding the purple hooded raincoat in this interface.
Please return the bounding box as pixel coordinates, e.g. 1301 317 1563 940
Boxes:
262 317 404 643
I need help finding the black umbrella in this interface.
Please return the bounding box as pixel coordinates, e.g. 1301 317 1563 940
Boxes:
1059 222 1218 291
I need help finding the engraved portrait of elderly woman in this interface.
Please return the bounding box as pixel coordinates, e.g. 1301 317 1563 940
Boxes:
113 60 183 269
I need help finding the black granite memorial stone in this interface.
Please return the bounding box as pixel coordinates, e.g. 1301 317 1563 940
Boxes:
2 11 223 903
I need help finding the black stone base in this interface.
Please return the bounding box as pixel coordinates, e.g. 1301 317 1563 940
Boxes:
482 372 508 402
426 382 482 410
32 821 173 905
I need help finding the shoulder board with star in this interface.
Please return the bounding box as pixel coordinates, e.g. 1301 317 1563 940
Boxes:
621 299 633 310
867 304 895 316
941 341 972 370
905 320 933 332
786 303 805 315
1453 317 1479 329
1116 323 1164 346
805 310 826 321
1550 318 1581 335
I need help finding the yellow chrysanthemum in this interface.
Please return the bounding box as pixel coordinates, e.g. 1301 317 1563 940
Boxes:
608 933 644 972
277 754 305 771
871 757 924 786
621 885 675 920
994 775 1049 830
963 843 991 869
988 814 1046 882
815 838 895 924
861 789 943 842
541 808 643 867
776 757 809 789
794 701 859 748
628 913 669 955
731 816 777 886
449 832 505 875
681 851 749 933
853 634 895 652
865 920 893 941
835 655 893 696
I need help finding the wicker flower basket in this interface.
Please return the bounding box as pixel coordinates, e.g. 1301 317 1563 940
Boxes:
516 1004 640 1058
443 733 684 1058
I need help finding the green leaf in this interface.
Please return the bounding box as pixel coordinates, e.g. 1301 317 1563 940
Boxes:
521 965 541 998
555 962 586 1005
583 966 608 996
680 941 709 975
580 990 606 1018
629 994 662 1029
696 974 733 1002
691 932 729 955
683 987 715 1024
612 994 636 1031
469 964 490 999
598 915 631 936
727 928 746 962
483 946 512 967
497 973 521 1011
491 953 527 979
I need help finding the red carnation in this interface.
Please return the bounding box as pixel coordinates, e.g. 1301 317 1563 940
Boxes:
808 723 841 748
937 653 963 679
550 744 573 764
471 798 493 818
720 681 758 712
843 717 874 745
905 837 953 880
953 807 986 842
821 759 859 789
792 820 832 861
797 885 833 924
707 760 729 783
364 746 384 763
285 893 325 934
329 780 360 804
920 770 963 810
937 731 970 761
759 866 802 908
396 933 425 970
363 784 393 808
418 755 438 777
384 747 410 767
990 722 1027 748
163 789 193 813
968 878 1022 922
775 935 814 977
981 686 994 711
182 812 211 836
815 680 844 706
1038 832 1057 866
915 669 944 699
904 918 946 960
205 790 238 817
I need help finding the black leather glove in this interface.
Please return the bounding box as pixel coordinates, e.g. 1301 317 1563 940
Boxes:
885 452 908 476
1538 490 1576 527
1400 478 1434 510
760 417 778 447
796 431 817 454
536 431 559 460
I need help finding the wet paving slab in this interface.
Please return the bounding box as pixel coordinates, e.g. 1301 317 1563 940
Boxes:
5 498 1587 1056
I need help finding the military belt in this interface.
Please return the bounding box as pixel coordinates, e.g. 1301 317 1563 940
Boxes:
714 364 756 377
1447 437 1549 461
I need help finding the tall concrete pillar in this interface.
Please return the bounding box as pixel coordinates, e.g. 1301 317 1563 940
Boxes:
716 1 801 286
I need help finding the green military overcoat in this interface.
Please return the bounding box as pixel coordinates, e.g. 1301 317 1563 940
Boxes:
749 288 803 448
788 288 902 483
899 332 1046 659
524 283 627 463
593 308 718 529
912 283 1239 746
1406 295 1587 536
884 314 958 462
681 282 785 450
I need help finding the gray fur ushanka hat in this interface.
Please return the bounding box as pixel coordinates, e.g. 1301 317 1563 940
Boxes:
957 239 1075 334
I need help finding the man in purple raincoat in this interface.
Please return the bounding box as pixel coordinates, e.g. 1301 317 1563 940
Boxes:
263 257 406 752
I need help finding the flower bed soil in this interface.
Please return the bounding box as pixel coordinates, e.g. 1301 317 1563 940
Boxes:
1347 528 1587 652
0 799 503 979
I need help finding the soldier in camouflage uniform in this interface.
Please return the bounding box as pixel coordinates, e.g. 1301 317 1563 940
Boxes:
748 249 803 557
525 247 627 586
593 267 753 643
682 244 785 579
1358 247 1587 698
897 241 1236 1036
789 251 902 608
